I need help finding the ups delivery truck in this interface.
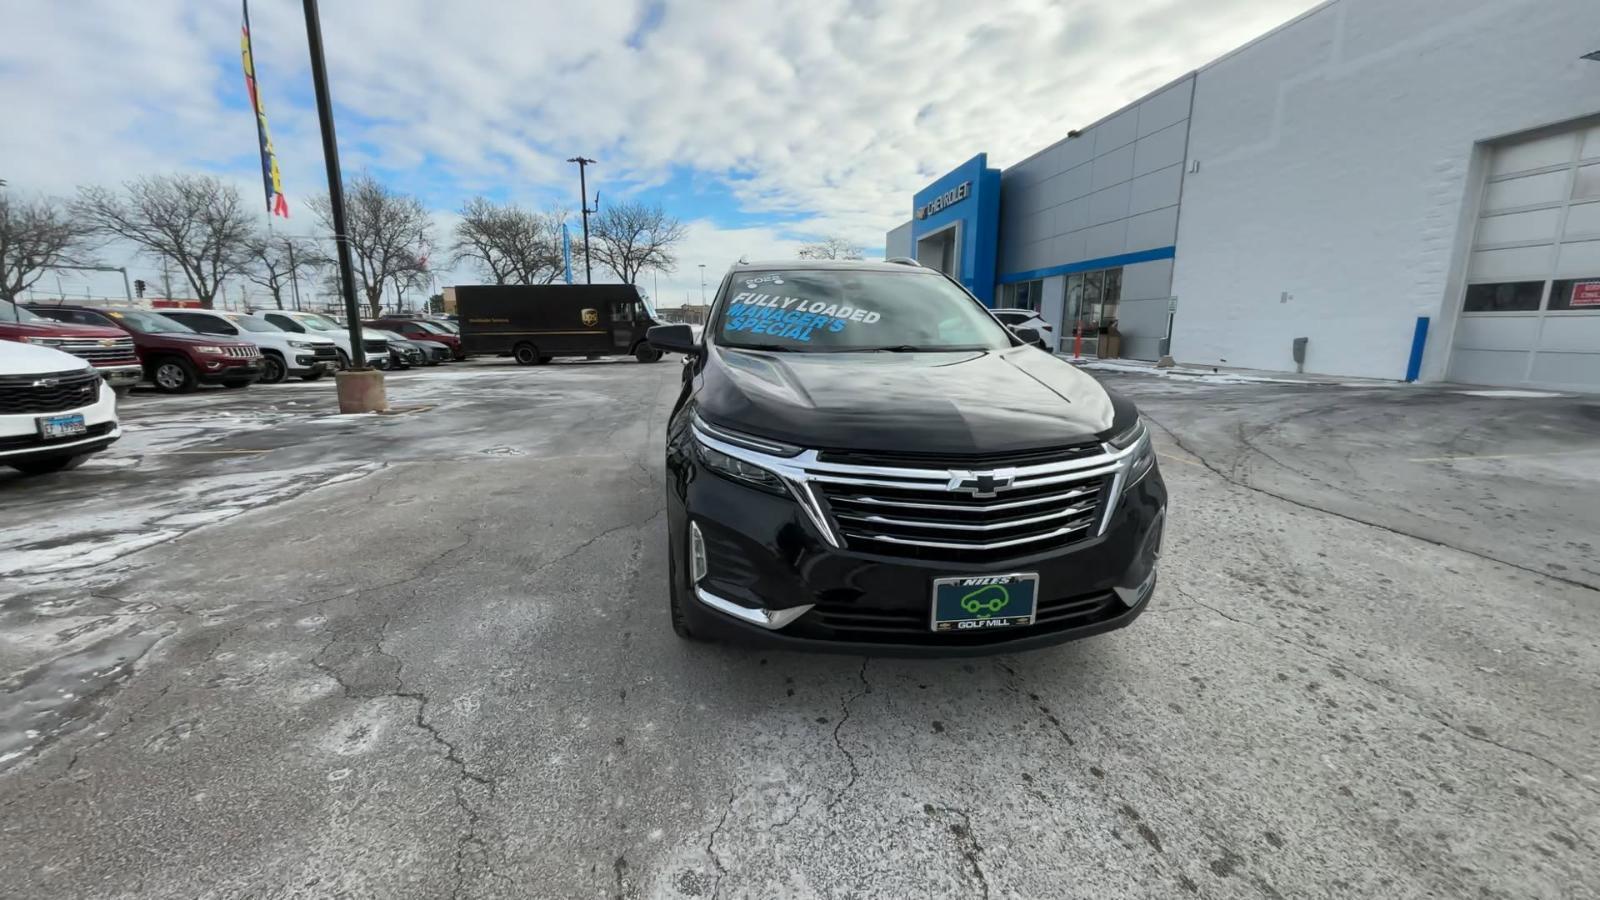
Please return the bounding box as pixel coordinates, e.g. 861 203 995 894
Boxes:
455 284 666 365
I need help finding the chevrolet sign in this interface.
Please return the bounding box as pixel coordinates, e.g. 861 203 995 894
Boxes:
916 181 971 220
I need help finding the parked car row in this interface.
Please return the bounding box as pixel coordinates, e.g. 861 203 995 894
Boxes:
0 307 467 475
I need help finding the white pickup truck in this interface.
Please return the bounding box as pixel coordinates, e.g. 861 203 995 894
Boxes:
251 310 388 369
0 340 120 475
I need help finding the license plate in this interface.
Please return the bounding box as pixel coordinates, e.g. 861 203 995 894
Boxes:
931 573 1039 632
37 413 87 439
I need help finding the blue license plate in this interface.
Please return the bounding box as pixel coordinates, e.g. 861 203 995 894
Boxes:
37 413 87 439
931 573 1039 632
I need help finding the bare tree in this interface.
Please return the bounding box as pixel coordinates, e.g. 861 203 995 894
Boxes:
242 232 319 310
74 174 254 307
798 236 863 260
0 192 95 303
588 200 685 284
309 173 432 316
452 197 567 284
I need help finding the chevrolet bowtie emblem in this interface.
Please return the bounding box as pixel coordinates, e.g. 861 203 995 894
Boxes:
949 470 1016 498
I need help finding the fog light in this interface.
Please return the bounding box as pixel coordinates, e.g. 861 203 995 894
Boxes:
689 521 707 584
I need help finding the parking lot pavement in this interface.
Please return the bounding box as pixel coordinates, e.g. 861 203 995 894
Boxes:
1 361 1596 898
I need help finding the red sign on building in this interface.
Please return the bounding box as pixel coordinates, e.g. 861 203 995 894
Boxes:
1571 281 1600 307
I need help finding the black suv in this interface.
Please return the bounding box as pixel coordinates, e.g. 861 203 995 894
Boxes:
647 260 1166 656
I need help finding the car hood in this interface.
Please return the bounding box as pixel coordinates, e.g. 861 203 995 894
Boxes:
697 346 1121 455
148 332 254 349
0 320 127 340
0 340 95 376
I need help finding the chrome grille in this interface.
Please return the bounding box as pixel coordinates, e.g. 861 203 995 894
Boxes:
57 338 137 364
807 455 1113 561
312 345 339 360
223 345 259 358
689 416 1139 564
0 370 101 414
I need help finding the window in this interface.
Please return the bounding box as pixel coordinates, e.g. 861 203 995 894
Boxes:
166 313 237 335
716 268 1011 352
266 314 305 332
1463 281 1544 312
996 281 1043 311
1549 278 1600 311
105 309 193 333
1064 266 1123 335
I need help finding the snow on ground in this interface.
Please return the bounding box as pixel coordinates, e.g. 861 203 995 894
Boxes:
1456 389 1567 398
0 463 380 583
1068 358 1340 385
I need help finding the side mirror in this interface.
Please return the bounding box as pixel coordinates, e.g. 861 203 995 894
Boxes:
648 324 699 355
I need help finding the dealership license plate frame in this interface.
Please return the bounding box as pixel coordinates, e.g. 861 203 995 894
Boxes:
36 413 87 440
930 572 1040 633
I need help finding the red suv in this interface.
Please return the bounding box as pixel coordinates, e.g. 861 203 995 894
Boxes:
28 305 263 393
366 318 465 360
2 299 143 394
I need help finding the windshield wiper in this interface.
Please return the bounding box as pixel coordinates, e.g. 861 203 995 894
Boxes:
723 342 794 352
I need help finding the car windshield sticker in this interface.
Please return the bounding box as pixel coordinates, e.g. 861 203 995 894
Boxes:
724 291 881 343
743 274 785 289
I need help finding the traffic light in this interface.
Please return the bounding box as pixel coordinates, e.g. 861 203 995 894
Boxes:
133 279 146 298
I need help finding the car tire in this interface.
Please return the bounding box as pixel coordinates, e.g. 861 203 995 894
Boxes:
222 381 251 390
260 352 288 384
300 371 324 382
635 345 663 363
152 357 198 393
112 385 134 399
336 348 351 369
11 454 90 475
513 343 541 366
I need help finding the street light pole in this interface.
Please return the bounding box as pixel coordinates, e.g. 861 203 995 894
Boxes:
302 0 384 411
567 156 596 284
699 263 706 305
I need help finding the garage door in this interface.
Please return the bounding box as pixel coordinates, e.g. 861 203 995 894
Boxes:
1448 120 1600 390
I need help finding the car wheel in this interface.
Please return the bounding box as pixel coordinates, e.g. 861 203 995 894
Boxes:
514 343 542 366
336 348 351 369
153 358 198 393
635 345 663 363
259 352 288 384
112 385 134 399
11 454 89 475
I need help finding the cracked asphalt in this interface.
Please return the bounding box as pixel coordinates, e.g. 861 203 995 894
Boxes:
1 360 1597 898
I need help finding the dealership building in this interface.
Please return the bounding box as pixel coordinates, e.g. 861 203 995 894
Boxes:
885 0 1600 390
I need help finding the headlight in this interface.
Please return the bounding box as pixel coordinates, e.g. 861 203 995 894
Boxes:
288 339 314 349
193 345 223 355
22 337 65 346
694 438 788 494
1109 417 1155 489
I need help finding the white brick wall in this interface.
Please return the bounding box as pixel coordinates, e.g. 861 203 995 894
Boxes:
1170 0 1600 380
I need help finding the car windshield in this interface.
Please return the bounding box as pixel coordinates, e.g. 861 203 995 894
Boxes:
226 315 285 333
1 299 47 323
410 321 450 334
296 314 342 331
713 269 1012 353
106 309 195 333
428 320 458 333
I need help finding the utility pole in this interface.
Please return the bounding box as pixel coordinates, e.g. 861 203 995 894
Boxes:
699 263 707 305
303 0 383 410
566 156 597 284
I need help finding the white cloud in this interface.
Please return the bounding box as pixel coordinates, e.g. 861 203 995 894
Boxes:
2 0 1320 298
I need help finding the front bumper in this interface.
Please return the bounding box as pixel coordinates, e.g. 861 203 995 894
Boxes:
290 356 339 374
671 451 1166 656
0 381 120 463
195 357 263 384
96 365 143 388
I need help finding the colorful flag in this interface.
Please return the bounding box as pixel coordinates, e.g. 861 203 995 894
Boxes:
241 1 289 218
562 224 574 285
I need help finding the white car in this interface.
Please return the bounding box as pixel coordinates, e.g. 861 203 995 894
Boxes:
992 308 1056 351
250 310 387 369
0 340 120 475
157 310 339 384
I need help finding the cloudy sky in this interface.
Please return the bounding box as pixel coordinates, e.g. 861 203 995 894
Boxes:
2 0 1319 307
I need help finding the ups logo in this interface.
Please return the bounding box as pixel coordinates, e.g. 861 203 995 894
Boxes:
581 308 599 327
